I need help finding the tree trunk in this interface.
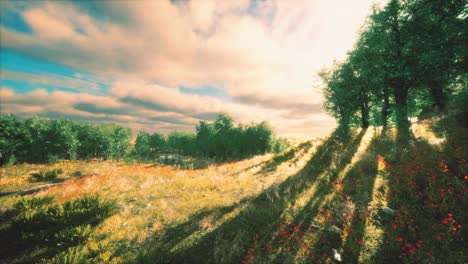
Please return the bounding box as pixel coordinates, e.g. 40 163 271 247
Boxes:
339 110 351 134
360 96 369 128
382 85 390 127
429 79 446 111
394 81 410 146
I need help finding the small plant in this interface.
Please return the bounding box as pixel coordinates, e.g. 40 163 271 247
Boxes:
6 154 17 166
49 246 89 264
30 168 63 181
71 170 83 177
48 155 61 165
14 195 55 211
10 194 118 254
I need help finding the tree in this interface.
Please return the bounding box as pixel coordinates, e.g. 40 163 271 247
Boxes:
135 131 151 160
405 0 465 112
320 62 360 132
109 126 132 161
149 133 166 154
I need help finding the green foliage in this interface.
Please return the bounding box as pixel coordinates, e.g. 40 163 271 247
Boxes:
196 115 274 160
272 137 290 153
0 113 279 164
167 131 197 155
14 195 55 211
6 154 17 166
321 0 465 131
71 170 83 177
30 168 64 181
2 195 117 263
11 195 117 248
48 246 90 264
0 115 132 163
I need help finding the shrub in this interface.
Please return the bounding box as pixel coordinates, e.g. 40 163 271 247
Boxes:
71 170 83 177
6 154 16 166
11 195 118 249
30 168 63 181
14 195 55 211
48 155 61 165
48 246 90 264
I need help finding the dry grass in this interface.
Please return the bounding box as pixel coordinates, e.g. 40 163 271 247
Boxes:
0 141 317 263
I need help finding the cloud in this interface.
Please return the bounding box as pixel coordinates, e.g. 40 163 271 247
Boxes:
1 69 101 93
0 0 381 137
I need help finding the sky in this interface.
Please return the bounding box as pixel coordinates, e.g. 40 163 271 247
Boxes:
0 0 382 138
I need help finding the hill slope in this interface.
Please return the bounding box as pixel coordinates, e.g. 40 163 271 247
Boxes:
0 122 466 263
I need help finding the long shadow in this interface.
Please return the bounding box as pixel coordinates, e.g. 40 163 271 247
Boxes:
136 129 366 263
368 124 467 263
263 129 370 263
0 182 62 198
260 128 376 263
258 141 314 174
134 200 253 264
338 133 388 263
0 195 117 263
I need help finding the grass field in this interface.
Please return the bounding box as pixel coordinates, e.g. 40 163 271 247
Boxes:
0 122 466 263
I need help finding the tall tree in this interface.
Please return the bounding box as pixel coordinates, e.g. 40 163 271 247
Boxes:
320 62 360 132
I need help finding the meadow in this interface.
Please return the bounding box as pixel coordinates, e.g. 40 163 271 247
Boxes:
0 118 466 264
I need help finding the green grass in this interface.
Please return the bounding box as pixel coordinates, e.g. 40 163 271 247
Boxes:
0 120 466 263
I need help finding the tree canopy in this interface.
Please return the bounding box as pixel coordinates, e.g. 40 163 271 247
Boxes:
320 0 466 135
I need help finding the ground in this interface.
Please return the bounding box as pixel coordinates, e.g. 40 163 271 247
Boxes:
0 122 466 264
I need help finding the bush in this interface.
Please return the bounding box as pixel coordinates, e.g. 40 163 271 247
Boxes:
48 155 61 165
71 170 83 177
14 195 55 211
30 168 63 181
6 154 16 166
11 195 118 249
48 246 90 264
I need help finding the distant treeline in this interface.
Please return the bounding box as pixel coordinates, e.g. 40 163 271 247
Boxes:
321 0 466 133
0 114 289 164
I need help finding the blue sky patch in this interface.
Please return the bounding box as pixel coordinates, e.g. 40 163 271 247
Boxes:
179 85 231 100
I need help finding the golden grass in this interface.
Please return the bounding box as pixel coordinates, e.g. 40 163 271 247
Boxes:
0 141 317 262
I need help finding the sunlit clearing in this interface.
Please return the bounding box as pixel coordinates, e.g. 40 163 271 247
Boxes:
337 128 376 179
411 120 446 145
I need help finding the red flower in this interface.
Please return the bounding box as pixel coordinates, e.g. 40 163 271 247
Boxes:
397 237 404 242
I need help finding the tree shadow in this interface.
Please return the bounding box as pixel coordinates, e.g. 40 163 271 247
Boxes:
135 129 366 263
0 182 63 198
257 141 314 174
0 195 117 263
366 123 466 263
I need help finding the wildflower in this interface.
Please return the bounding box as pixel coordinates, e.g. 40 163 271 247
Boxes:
397 237 404 242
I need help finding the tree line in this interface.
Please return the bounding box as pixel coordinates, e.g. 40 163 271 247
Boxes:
135 114 288 161
321 0 466 135
0 114 288 164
